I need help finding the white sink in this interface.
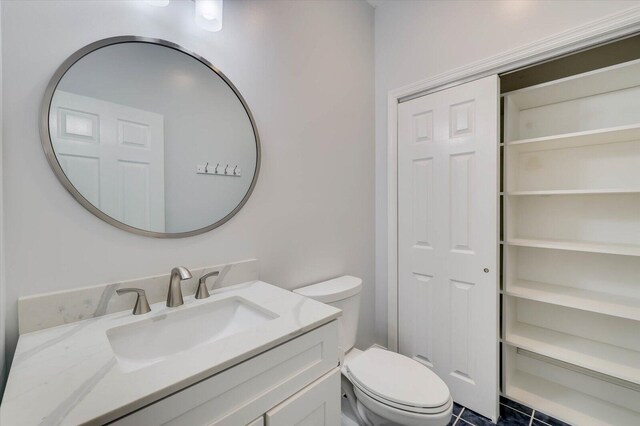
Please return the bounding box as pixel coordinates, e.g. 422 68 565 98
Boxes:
106 296 278 372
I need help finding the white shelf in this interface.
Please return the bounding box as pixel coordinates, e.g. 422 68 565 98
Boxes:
506 123 640 150
506 371 640 426
506 322 640 385
502 58 640 425
506 279 640 321
503 59 640 110
506 188 640 196
506 238 640 257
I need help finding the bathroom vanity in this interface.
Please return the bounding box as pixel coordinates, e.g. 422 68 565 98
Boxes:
0 281 341 425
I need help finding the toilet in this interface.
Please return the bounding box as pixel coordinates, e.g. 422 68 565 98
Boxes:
294 276 453 426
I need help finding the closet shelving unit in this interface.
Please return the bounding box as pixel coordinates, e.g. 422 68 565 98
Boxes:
501 59 640 425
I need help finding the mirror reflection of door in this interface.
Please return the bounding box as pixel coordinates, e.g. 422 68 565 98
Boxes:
50 91 166 232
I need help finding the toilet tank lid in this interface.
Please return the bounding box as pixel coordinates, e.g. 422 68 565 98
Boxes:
293 276 362 303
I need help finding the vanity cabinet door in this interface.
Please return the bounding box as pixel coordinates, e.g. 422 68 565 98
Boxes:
265 368 340 426
246 417 264 426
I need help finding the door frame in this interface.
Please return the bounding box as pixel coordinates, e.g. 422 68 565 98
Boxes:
387 6 640 351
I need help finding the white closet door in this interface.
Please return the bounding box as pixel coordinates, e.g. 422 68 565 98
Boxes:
397 75 499 419
50 91 165 232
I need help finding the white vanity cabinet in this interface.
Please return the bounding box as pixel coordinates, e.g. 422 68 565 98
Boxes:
111 321 339 426
265 368 341 426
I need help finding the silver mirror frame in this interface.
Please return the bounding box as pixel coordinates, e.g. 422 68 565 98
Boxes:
40 36 261 238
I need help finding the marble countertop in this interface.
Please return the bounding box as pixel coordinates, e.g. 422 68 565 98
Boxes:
0 281 341 426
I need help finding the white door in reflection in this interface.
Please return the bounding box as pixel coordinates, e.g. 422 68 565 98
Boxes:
50 91 166 232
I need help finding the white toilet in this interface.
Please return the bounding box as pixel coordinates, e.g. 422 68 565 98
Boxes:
294 276 453 426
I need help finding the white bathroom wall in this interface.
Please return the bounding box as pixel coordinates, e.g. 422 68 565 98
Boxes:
374 0 640 344
2 0 375 364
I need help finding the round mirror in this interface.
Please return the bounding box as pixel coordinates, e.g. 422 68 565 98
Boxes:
40 37 260 238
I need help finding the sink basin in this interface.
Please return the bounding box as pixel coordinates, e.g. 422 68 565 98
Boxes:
106 296 278 372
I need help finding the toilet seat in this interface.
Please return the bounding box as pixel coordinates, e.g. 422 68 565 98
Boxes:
345 348 452 415
351 379 452 415
353 385 453 426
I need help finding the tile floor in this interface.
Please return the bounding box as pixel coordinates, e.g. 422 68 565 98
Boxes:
448 397 572 426
342 392 572 426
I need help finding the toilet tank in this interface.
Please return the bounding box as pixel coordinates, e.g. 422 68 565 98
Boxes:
294 276 362 353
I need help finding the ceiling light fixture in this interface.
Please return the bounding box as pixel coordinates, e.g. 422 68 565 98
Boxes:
195 0 223 32
146 0 223 33
146 0 170 7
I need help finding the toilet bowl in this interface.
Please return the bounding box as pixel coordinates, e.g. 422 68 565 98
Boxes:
294 276 453 426
344 347 453 426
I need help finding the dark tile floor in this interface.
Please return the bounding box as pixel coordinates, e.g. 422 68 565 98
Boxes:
447 396 572 426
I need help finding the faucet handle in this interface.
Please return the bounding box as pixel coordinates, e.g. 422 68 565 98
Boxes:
195 271 220 299
116 288 151 315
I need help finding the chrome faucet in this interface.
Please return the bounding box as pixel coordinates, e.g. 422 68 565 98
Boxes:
195 270 220 299
167 266 192 307
116 288 151 315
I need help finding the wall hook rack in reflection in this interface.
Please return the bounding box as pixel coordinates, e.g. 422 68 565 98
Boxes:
197 163 241 177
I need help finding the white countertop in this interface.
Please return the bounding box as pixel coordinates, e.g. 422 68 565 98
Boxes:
0 281 341 426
